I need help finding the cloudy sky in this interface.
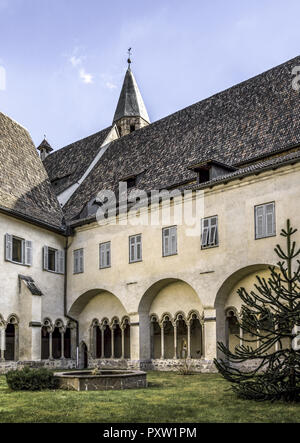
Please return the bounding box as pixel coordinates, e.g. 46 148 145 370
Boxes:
0 0 300 150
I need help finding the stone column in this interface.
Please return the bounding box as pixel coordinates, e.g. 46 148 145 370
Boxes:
239 326 243 347
121 327 125 359
60 331 65 359
203 309 217 360
101 327 105 359
187 322 191 359
49 331 53 360
0 328 5 361
129 314 141 362
30 322 42 361
173 324 177 359
111 328 115 359
71 327 77 360
160 324 165 359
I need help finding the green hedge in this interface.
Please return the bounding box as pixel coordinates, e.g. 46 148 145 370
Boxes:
6 367 58 391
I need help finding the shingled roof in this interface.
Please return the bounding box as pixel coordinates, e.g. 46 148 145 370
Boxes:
0 112 63 229
113 67 150 124
43 126 112 196
55 56 300 221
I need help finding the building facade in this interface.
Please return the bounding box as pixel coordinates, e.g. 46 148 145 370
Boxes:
0 57 300 373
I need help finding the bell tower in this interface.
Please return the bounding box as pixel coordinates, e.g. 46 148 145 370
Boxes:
113 50 150 137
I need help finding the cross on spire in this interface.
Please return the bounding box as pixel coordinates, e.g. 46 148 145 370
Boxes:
127 47 132 68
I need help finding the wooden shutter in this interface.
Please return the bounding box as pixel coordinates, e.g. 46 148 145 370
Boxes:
202 219 209 247
136 235 142 261
25 240 33 266
130 236 136 262
170 227 177 254
266 203 275 236
209 217 218 246
5 234 12 262
43 246 49 271
74 250 79 274
79 249 84 273
56 250 65 274
100 244 105 268
255 206 264 239
163 228 170 256
105 243 111 267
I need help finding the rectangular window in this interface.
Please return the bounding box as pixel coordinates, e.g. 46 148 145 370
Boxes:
5 234 32 266
100 242 111 269
43 246 65 274
73 249 84 274
129 235 142 263
255 202 276 239
162 226 177 257
201 216 219 248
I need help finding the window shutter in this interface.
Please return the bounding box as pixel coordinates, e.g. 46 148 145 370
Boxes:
106 243 110 267
79 249 84 273
266 203 275 236
100 244 105 268
43 246 49 271
5 234 12 262
74 250 79 274
25 241 33 266
164 234 169 256
57 250 65 274
256 206 265 239
171 227 177 254
202 220 209 247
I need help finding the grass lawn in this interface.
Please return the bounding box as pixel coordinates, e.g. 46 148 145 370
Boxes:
0 371 299 423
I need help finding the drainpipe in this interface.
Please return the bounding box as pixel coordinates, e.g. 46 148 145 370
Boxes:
64 234 79 368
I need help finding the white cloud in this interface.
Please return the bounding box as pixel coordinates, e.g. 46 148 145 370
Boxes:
106 81 117 89
68 49 93 85
69 55 83 68
79 68 94 84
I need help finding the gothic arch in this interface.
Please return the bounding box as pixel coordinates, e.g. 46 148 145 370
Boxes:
68 288 126 318
214 264 276 358
139 278 203 360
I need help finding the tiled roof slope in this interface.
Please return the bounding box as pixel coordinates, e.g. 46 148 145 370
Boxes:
187 150 300 191
60 56 300 221
43 126 112 195
0 112 63 228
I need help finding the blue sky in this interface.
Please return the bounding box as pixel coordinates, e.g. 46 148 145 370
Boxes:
0 0 300 150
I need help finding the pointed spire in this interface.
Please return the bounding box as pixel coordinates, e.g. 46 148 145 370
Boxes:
113 63 150 125
37 137 53 161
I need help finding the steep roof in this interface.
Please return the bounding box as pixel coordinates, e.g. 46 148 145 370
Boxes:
43 126 112 196
0 112 64 229
61 56 300 221
113 68 150 123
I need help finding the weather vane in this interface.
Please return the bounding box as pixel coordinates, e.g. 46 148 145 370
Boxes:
127 48 132 68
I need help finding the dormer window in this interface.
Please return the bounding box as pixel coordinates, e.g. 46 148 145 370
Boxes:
188 160 237 185
130 125 136 133
127 176 136 188
197 167 210 184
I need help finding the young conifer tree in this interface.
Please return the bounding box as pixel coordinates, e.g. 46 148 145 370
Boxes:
214 220 300 402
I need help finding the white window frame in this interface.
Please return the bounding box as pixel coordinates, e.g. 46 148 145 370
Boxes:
5 234 32 266
73 248 84 274
201 216 219 249
43 246 65 274
99 242 111 269
162 226 177 257
129 235 142 263
255 202 276 239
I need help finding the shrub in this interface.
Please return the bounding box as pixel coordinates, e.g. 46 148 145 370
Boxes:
177 359 195 376
6 366 58 391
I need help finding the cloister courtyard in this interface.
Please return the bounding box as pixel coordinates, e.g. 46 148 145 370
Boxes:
0 371 299 423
